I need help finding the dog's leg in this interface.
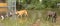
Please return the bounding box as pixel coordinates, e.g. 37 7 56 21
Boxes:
25 12 28 16
20 15 22 19
1 15 4 20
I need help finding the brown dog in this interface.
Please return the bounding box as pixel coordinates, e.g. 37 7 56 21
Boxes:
16 10 28 18
47 11 57 22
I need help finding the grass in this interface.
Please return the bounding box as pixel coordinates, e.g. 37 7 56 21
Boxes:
0 17 17 26
0 10 60 26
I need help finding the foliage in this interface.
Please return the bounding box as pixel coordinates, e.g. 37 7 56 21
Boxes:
16 0 59 11
42 0 57 8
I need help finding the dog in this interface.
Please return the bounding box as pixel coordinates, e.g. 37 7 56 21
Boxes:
47 11 57 22
16 10 28 18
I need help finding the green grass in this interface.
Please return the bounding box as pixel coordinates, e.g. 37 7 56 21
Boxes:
0 17 17 26
0 10 60 26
